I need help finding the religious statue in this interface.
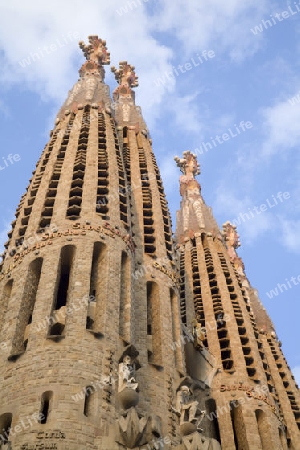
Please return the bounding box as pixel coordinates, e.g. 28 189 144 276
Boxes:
118 355 139 393
192 319 206 349
173 385 202 425
174 151 205 232
222 221 247 279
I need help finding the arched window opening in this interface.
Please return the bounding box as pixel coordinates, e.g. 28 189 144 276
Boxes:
255 409 272 450
0 279 13 334
205 399 221 443
87 242 106 334
84 386 95 417
170 288 181 368
230 401 248 449
0 413 12 444
279 426 288 450
146 281 161 364
39 391 53 424
119 251 131 342
49 246 75 337
9 258 42 358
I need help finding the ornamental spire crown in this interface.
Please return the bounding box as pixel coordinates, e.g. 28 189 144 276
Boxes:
111 61 139 103
111 61 139 88
78 35 110 80
174 150 200 178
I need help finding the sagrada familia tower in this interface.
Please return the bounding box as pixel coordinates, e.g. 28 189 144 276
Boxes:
0 36 299 450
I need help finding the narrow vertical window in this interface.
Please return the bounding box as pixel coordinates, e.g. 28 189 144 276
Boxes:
86 243 106 332
84 386 95 417
0 413 12 445
10 258 42 357
205 399 221 444
279 426 288 450
170 288 181 367
39 391 53 424
147 282 161 364
119 251 131 342
49 246 75 336
230 401 248 449
0 279 13 333
256 409 272 450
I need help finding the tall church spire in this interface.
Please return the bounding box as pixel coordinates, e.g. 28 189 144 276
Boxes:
175 150 220 242
0 36 185 450
175 151 300 449
58 35 111 118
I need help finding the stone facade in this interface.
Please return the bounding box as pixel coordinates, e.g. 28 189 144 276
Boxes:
0 36 299 450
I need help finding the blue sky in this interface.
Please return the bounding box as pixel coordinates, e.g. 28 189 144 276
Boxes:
0 0 300 384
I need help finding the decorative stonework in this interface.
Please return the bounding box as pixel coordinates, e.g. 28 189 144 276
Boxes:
175 151 205 235
118 355 139 393
191 319 206 350
152 261 180 285
0 222 135 281
174 151 200 178
117 408 162 450
222 221 246 278
79 35 110 79
173 385 205 435
111 61 139 124
181 432 221 450
111 61 139 93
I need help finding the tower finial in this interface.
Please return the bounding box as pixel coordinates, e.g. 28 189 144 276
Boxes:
79 35 110 66
174 151 200 178
222 221 246 278
78 35 110 80
111 61 139 89
222 221 241 250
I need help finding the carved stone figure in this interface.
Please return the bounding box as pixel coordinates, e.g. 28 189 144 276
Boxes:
174 385 200 425
192 319 206 349
175 151 206 232
118 355 138 393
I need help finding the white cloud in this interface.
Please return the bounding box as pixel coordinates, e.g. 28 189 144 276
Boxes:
0 0 173 128
279 218 300 254
150 0 271 61
261 99 300 156
0 0 274 133
213 189 274 244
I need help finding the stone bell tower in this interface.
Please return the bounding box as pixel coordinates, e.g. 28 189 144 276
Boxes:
174 150 300 450
0 36 185 450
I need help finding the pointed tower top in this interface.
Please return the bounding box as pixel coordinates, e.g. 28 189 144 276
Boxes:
222 221 241 250
111 61 146 127
111 61 139 88
111 61 139 103
222 221 246 279
78 35 110 80
175 151 221 241
57 36 112 118
174 151 200 178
